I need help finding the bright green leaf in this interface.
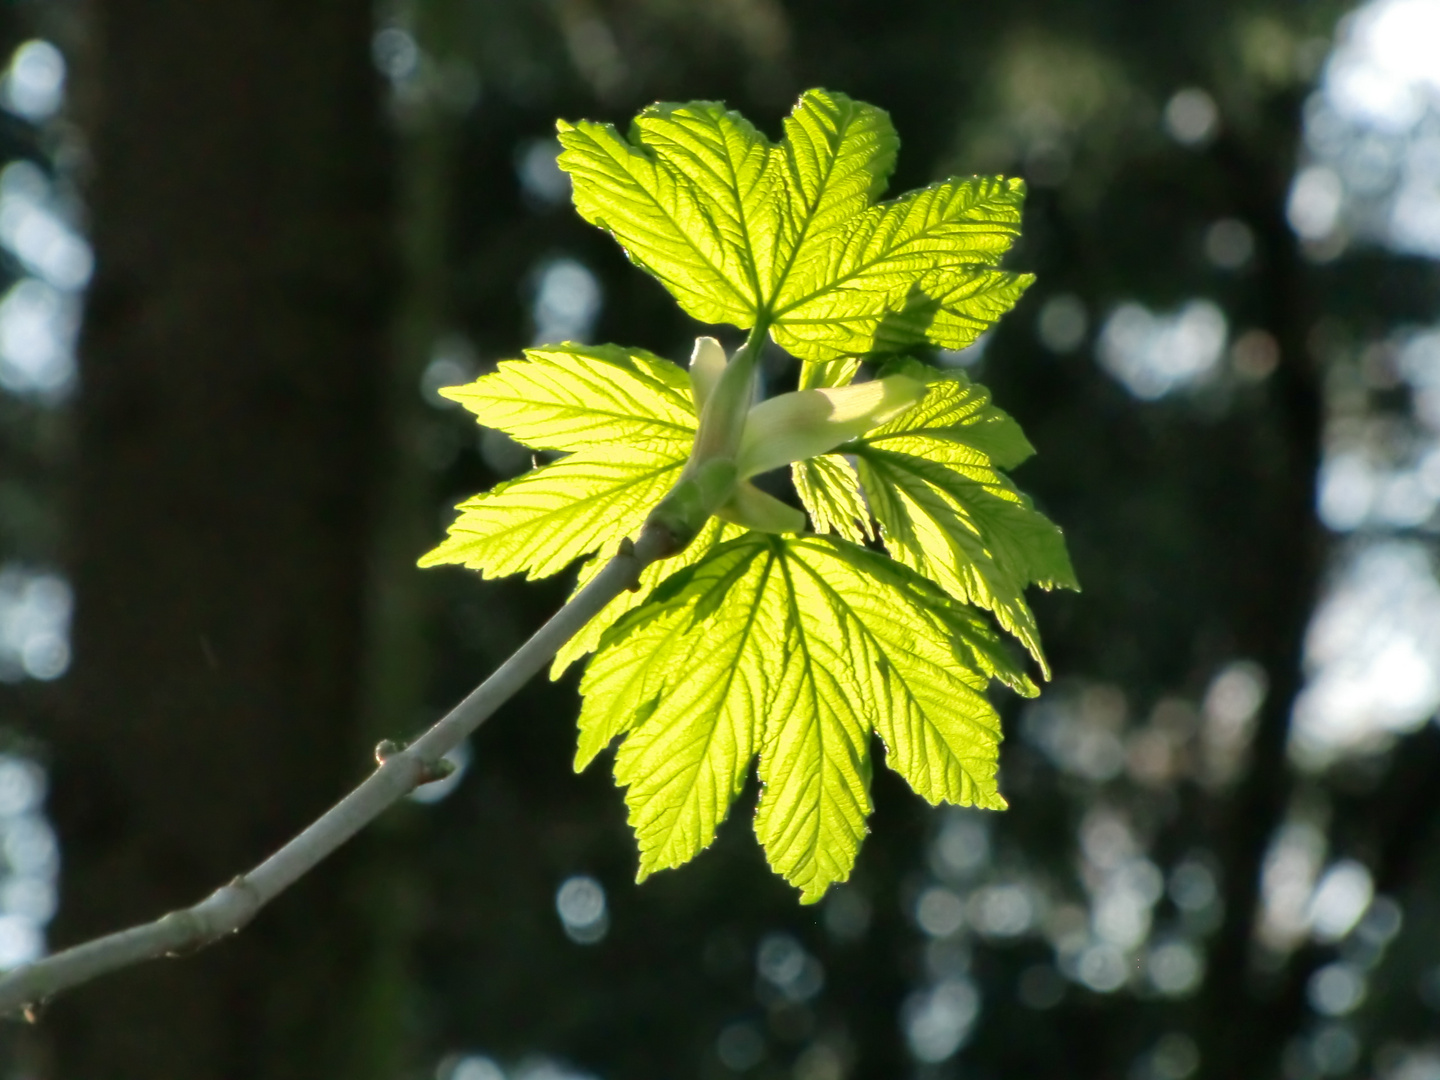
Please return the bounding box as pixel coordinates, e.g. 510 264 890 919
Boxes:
425 91 1075 908
792 453 870 543
768 89 898 321
558 89 1031 362
857 380 1075 672
578 532 1033 902
870 358 1036 468
856 447 1050 671
557 103 775 329
580 539 778 878
421 343 701 580
790 364 1076 673
440 342 695 455
420 450 685 580
770 176 1034 363
551 517 741 678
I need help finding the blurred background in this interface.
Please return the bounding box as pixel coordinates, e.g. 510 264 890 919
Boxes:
0 0 1437 1077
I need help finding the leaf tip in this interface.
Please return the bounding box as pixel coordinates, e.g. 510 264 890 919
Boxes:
415 542 454 569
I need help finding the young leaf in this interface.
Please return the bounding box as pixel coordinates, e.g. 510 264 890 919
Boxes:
776 89 899 277
768 175 1034 363
556 103 774 329
869 358 1036 468
558 89 1032 362
824 365 1078 672
792 454 870 543
422 91 1077 910
577 532 1035 902
421 343 697 579
439 342 695 455
419 449 685 581
550 517 742 678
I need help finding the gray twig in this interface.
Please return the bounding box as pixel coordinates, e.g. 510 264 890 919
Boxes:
0 525 671 1018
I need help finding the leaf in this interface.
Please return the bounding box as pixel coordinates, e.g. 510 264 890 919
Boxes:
420 450 685 580
792 454 870 543
557 103 775 328
789 364 1075 673
558 89 1031 362
422 91 1072 909
769 176 1034 363
421 343 702 580
771 89 899 305
870 359 1036 469
578 533 1033 902
578 539 778 878
856 374 1076 673
440 342 695 455
856 448 1048 670
550 517 741 678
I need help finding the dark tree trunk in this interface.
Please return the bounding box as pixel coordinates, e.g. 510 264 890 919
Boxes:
48 3 394 1076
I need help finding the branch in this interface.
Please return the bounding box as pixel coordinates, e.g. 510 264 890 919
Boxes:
0 525 675 1019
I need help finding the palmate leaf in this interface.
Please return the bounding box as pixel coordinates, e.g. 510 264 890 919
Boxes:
557 103 774 328
557 89 1032 363
578 532 1035 902
420 343 696 580
795 361 1078 673
769 176 1033 363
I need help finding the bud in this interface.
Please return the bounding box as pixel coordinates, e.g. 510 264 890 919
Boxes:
735 374 927 480
647 338 928 549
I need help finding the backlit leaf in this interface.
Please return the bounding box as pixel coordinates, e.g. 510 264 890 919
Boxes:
857 370 1076 672
550 517 742 678
578 533 1033 901
420 450 685 581
426 91 1073 906
422 343 699 581
770 176 1034 363
558 89 1031 362
792 454 870 543
440 342 695 455
557 103 774 328
791 364 1076 672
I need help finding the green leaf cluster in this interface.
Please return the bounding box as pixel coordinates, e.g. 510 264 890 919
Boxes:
422 89 1076 901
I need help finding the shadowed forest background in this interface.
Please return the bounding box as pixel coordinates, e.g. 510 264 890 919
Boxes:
1 0 1439 1077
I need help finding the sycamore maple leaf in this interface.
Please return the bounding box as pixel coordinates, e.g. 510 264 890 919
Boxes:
797 359 1078 675
557 88 1033 367
576 532 1036 902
